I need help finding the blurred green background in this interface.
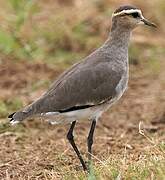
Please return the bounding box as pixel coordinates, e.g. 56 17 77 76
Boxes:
0 0 164 63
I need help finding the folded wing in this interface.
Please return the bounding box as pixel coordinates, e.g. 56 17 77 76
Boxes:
32 61 123 114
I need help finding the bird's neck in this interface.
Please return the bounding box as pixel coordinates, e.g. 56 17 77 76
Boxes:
102 24 132 65
105 19 132 49
107 27 132 48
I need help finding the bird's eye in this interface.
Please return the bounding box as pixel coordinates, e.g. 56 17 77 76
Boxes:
131 12 140 18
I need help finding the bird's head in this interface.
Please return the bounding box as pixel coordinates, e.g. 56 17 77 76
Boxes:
112 5 157 30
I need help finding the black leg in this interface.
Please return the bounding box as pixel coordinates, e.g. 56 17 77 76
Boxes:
67 121 87 171
87 120 96 163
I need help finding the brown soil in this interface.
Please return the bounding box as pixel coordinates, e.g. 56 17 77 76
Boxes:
0 59 164 179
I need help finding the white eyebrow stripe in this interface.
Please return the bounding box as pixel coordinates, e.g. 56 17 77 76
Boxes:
112 9 142 17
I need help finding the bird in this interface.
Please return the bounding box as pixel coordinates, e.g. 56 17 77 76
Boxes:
8 5 156 171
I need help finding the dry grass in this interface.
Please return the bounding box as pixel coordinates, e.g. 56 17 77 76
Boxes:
0 0 165 179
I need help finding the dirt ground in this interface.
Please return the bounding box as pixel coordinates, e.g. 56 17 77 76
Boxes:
0 0 164 179
0 58 164 179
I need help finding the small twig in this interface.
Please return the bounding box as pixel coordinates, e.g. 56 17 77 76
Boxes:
139 121 165 156
139 121 156 145
89 153 115 175
89 153 107 167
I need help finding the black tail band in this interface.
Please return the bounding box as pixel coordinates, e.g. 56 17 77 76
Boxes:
8 112 16 118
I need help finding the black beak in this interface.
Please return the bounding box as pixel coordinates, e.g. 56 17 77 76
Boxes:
141 18 157 28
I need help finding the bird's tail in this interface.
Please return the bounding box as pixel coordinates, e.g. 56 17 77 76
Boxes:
8 105 33 125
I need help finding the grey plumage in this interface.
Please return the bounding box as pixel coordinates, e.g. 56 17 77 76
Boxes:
8 5 156 171
8 5 156 125
10 30 129 123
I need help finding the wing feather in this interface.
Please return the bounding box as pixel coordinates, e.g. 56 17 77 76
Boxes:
31 61 123 114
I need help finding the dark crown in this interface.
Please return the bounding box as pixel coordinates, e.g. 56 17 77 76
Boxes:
114 5 138 13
